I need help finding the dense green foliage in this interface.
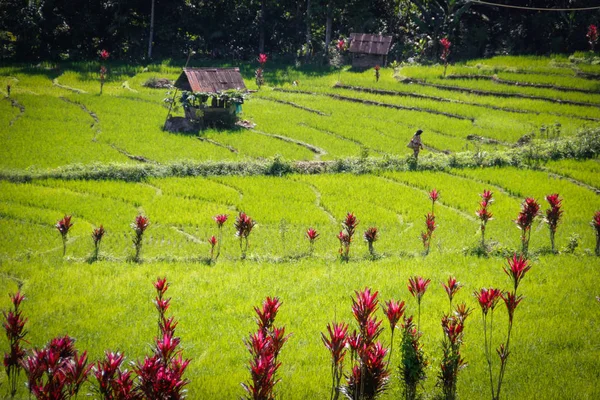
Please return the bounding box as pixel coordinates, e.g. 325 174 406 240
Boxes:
1 1 599 62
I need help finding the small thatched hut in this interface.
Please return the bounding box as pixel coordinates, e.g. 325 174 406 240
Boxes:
174 67 247 124
349 33 393 68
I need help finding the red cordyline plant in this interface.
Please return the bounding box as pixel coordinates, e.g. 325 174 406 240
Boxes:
592 211 600 256
421 213 436 256
474 287 502 400
439 37 451 77
382 299 405 365
131 215 150 262
442 275 462 311
99 49 109 94
399 316 427 400
336 38 347 81
544 194 563 253
340 288 390 400
134 277 191 400
438 303 472 400
322 322 348 400
374 65 380 82
243 297 290 400
235 212 257 260
92 351 140 400
213 214 228 260
208 235 217 261
56 214 73 257
514 197 540 257
23 335 92 399
587 24 598 52
92 225 105 259
429 188 439 214
338 213 359 262
363 227 379 257
256 53 267 89
306 227 319 255
3 291 27 398
407 276 431 332
476 190 494 249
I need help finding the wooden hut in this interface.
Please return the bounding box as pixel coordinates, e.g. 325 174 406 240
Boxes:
173 67 247 125
349 33 393 68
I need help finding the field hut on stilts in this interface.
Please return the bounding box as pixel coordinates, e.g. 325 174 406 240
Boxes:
164 67 247 131
348 33 393 69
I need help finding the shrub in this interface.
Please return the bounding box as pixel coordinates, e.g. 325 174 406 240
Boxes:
235 212 257 260
2 291 27 398
514 198 540 257
55 215 73 257
544 194 563 253
131 215 150 262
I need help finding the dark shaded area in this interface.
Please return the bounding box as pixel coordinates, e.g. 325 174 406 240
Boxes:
0 1 599 64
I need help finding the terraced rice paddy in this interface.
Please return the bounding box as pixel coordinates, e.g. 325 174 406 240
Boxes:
0 55 599 399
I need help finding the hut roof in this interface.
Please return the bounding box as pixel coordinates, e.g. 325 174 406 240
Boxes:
174 67 246 93
349 33 393 55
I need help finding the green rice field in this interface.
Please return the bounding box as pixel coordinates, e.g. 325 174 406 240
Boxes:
0 55 599 399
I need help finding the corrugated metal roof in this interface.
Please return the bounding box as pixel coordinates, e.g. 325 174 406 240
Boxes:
174 68 247 93
349 33 393 55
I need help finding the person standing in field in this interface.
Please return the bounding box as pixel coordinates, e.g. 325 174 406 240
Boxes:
407 129 424 159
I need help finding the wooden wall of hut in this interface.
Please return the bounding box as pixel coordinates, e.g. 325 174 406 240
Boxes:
351 54 386 69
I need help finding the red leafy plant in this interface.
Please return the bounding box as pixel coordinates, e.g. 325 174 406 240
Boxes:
339 288 390 400
363 227 379 257
235 212 257 259
55 214 73 257
3 291 28 398
131 215 150 262
592 211 600 256
429 188 439 214
23 335 92 399
306 227 320 255
256 53 267 88
382 299 405 366
336 38 348 82
476 190 494 250
92 351 139 400
407 276 430 332
208 235 217 262
322 322 348 400
338 213 359 262
99 49 109 94
544 194 563 253
399 316 427 400
242 297 290 400
439 37 451 77
213 214 228 260
438 304 472 400
587 24 598 52
421 213 436 256
514 197 540 257
476 254 531 400
134 277 190 400
92 225 105 259
374 65 380 82
442 275 462 311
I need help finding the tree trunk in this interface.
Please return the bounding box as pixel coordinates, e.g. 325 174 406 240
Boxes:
148 0 155 59
259 0 265 53
324 0 332 56
305 0 311 61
